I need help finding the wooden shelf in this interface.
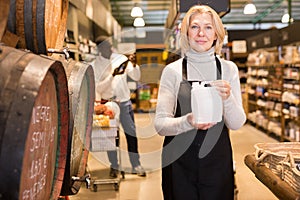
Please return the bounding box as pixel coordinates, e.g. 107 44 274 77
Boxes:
247 61 300 142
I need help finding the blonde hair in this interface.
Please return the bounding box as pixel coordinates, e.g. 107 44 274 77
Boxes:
180 5 225 55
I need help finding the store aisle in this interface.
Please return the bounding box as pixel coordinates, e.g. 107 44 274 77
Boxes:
69 113 278 200
230 124 277 200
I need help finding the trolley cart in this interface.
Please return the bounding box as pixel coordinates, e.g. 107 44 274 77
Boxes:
88 117 124 192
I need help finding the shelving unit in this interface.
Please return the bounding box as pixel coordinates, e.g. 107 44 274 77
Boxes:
282 62 300 141
244 22 300 142
247 64 272 135
266 63 283 139
246 59 300 142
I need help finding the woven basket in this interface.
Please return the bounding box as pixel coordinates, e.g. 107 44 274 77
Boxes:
279 152 300 193
90 136 116 151
254 142 300 176
90 127 118 151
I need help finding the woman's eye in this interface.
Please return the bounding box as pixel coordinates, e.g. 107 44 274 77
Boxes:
191 25 199 30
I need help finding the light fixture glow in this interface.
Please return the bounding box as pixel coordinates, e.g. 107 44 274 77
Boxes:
133 17 145 27
131 6 143 17
243 3 257 15
281 13 290 23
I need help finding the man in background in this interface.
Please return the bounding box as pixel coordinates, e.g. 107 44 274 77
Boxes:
92 35 146 177
109 52 146 177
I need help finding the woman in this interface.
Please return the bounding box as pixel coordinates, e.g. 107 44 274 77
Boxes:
154 5 246 200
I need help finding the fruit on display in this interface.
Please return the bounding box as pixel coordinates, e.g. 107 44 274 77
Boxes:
93 102 116 127
94 104 108 115
104 109 114 119
93 114 110 127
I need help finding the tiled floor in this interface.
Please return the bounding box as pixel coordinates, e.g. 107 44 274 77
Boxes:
69 113 279 200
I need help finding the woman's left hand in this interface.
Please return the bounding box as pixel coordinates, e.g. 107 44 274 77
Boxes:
187 113 216 130
211 80 231 100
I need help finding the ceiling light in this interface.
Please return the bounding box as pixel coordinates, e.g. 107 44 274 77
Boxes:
133 17 145 27
131 6 143 17
243 3 257 15
281 13 290 23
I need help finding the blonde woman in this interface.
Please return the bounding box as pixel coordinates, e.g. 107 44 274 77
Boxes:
154 5 246 200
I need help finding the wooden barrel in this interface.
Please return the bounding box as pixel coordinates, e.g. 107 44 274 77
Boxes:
0 0 10 41
0 45 69 200
7 0 68 55
58 58 95 195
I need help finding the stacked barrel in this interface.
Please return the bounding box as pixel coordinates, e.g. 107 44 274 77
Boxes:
0 1 95 199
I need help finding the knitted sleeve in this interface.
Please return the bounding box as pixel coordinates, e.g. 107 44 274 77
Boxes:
126 61 141 81
154 60 194 136
222 60 247 130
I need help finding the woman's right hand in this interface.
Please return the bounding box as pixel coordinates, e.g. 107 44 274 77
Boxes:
187 113 216 130
211 80 231 100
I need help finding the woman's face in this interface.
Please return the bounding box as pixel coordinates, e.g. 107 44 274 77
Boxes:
188 13 217 53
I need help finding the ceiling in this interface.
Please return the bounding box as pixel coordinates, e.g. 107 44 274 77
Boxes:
109 0 300 30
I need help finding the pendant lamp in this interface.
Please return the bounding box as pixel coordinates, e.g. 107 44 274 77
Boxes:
131 5 143 17
133 17 145 27
243 2 257 15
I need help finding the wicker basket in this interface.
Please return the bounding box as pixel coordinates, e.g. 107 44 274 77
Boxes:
254 142 300 176
90 136 116 151
90 127 118 151
279 152 300 193
92 127 118 138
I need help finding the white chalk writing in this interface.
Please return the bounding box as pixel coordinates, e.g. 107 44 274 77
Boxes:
31 106 50 124
21 103 57 199
22 174 46 200
29 132 46 152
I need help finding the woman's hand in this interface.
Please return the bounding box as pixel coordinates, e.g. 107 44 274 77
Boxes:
211 80 231 100
187 113 216 130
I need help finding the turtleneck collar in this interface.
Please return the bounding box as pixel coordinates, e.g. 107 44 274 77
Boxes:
185 47 216 63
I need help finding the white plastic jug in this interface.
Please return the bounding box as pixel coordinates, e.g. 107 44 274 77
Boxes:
191 82 222 123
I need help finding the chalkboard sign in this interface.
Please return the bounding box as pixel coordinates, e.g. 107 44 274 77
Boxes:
179 0 230 17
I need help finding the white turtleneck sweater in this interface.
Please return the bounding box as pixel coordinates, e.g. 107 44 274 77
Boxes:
154 47 246 136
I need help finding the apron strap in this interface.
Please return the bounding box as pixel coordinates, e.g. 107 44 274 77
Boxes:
215 55 222 80
182 57 187 80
